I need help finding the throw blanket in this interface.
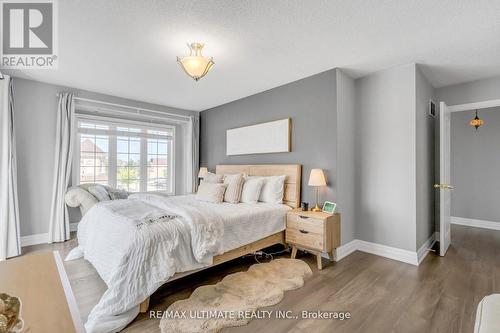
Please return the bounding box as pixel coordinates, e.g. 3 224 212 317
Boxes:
65 195 225 333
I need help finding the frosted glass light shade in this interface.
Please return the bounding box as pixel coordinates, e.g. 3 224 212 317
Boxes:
177 43 214 81
308 169 326 187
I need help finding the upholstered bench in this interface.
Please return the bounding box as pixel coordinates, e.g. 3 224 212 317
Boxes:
474 294 500 333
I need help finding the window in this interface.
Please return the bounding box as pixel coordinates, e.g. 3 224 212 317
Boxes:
75 118 175 193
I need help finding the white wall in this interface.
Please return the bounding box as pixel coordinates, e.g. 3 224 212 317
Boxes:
354 64 417 251
336 69 356 244
13 77 197 237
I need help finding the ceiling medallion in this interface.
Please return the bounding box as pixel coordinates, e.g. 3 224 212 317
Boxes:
177 43 214 81
469 109 485 131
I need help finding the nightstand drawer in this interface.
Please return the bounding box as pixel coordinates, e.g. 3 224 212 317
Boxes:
286 214 324 234
286 228 324 251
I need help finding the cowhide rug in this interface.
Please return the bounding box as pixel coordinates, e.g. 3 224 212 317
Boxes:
159 258 312 333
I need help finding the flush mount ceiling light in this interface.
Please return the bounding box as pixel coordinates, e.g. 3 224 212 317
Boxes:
177 43 214 81
470 109 485 131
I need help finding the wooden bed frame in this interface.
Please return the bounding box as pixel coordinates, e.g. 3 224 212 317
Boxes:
139 164 301 312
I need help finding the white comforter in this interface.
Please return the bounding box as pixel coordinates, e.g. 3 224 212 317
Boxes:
65 194 225 333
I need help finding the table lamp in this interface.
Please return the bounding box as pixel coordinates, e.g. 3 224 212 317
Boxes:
198 167 208 179
308 168 326 212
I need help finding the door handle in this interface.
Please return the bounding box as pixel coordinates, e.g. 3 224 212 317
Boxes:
299 229 309 234
434 184 454 190
298 215 309 219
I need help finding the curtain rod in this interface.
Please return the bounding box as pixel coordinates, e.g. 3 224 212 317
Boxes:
56 94 192 121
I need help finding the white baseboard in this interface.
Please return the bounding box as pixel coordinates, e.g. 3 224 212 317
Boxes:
417 232 438 264
333 239 358 261
21 233 49 247
356 240 418 266
21 223 78 247
334 239 421 266
451 216 500 231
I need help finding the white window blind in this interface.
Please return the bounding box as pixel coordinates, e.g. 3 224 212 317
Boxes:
74 116 175 194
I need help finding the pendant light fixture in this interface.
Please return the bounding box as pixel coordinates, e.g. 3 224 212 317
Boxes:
177 43 214 81
469 109 485 131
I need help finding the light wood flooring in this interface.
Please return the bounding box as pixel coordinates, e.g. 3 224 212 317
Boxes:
22 224 500 333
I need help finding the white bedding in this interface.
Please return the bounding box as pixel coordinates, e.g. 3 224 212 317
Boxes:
65 194 289 333
217 201 289 252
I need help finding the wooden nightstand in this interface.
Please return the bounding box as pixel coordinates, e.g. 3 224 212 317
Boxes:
286 208 341 270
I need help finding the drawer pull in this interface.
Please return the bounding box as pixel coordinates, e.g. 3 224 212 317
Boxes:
299 229 309 234
298 215 309 219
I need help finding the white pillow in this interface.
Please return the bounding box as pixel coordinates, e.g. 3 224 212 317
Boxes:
202 172 224 184
196 182 227 203
240 177 264 204
223 173 245 203
88 185 111 201
249 175 286 204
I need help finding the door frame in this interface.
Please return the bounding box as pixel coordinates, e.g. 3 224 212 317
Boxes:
438 98 500 256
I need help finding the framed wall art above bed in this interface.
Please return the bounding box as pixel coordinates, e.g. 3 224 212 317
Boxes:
226 118 291 156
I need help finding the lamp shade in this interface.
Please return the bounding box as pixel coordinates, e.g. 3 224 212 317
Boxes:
198 167 208 178
308 169 326 187
177 43 214 81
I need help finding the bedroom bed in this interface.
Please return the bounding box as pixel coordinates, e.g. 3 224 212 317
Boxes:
66 164 301 333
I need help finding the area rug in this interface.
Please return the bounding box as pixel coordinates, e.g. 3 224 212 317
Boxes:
159 258 312 333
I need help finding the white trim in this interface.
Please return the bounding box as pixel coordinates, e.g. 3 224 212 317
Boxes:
356 240 418 266
451 216 500 231
21 233 49 247
417 232 438 264
333 239 421 266
333 239 358 261
448 99 500 112
53 251 85 332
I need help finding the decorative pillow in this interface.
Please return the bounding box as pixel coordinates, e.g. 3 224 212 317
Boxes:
108 188 129 200
240 177 265 204
88 185 111 201
202 172 224 184
222 173 245 203
254 175 286 204
196 182 227 203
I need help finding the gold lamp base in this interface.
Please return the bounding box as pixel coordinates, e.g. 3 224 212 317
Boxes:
311 204 322 212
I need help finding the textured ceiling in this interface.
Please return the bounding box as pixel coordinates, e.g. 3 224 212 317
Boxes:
5 0 500 111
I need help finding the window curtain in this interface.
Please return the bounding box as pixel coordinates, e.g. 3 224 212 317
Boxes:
0 75 21 260
48 93 75 243
186 116 199 193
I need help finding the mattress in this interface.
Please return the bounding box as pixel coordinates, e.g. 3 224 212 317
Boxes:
214 201 291 252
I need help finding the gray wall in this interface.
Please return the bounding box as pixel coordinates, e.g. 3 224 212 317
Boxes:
450 108 500 222
13 77 196 237
336 69 357 244
200 69 340 233
436 76 500 106
435 75 500 229
415 66 436 248
354 64 417 251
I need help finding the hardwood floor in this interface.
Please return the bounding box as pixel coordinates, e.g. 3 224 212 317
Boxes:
22 224 500 333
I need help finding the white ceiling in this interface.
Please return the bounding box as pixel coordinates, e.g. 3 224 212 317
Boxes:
6 0 500 111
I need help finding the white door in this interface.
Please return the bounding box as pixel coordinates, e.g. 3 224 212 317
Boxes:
438 101 452 256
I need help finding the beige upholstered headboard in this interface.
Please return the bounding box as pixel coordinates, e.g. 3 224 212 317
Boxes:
215 164 302 208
